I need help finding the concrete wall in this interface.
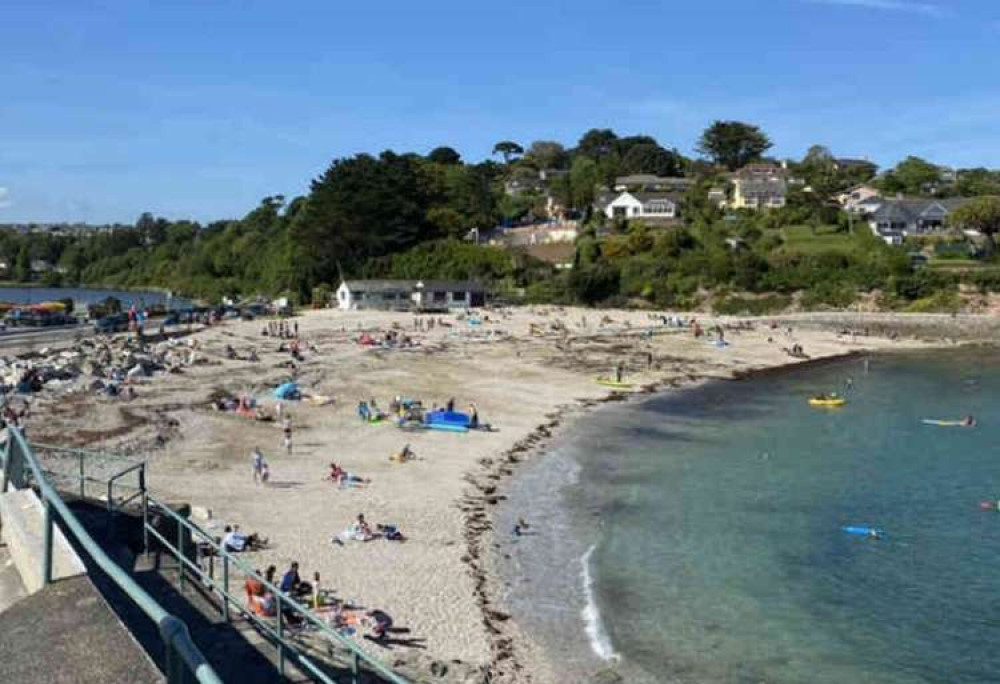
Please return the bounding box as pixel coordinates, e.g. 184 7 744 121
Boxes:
0 488 86 594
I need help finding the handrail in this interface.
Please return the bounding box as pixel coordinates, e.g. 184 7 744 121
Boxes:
145 495 412 684
0 429 223 684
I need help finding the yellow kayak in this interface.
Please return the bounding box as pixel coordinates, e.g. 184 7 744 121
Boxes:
596 377 635 390
809 397 846 407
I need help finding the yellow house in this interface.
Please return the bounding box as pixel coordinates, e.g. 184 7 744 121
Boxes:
729 164 787 210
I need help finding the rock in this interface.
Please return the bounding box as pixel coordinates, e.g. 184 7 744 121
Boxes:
589 669 624 684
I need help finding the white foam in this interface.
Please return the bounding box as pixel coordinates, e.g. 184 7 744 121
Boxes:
580 544 620 663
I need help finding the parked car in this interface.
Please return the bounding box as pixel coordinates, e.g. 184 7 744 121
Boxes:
94 313 130 334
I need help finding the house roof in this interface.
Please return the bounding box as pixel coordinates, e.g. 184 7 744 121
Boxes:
736 164 784 179
835 158 875 168
342 279 485 293
614 174 693 187
737 177 787 195
633 191 681 204
868 197 970 223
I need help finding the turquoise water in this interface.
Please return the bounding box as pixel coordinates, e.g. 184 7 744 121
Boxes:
501 350 1000 683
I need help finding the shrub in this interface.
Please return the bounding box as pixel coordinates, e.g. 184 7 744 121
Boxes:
712 294 791 316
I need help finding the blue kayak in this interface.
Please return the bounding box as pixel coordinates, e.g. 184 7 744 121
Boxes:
842 525 885 538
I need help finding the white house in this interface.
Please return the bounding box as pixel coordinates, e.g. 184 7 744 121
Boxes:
335 280 486 311
602 191 679 221
835 184 881 213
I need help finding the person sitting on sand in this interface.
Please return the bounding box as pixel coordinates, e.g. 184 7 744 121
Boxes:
280 561 311 597
357 400 370 422
366 609 394 640
332 514 377 545
391 444 415 463
246 566 277 617
222 525 268 552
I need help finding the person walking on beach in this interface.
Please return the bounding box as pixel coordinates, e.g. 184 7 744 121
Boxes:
282 416 293 454
252 447 265 484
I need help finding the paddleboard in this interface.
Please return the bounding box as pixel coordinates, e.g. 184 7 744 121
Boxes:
842 525 884 538
922 419 967 427
596 377 635 390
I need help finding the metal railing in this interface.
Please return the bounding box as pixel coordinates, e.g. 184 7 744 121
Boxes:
142 493 412 684
0 428 223 684
1 434 413 684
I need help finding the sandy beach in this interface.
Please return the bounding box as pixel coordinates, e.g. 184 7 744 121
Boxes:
16 306 987 683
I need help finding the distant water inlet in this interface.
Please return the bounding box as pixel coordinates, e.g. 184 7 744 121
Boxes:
501 349 1000 684
0 286 186 309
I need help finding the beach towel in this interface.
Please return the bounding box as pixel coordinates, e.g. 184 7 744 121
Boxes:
273 382 301 400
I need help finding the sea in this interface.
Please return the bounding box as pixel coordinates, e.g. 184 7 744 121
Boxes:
498 349 1000 684
0 286 185 309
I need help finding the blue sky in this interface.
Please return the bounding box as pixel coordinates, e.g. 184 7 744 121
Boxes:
2 0 998 223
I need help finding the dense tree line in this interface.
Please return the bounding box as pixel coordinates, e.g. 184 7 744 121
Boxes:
1 121 998 312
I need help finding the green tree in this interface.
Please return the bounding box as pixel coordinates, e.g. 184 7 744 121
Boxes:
288 151 434 289
14 243 31 282
956 168 1000 197
880 156 941 196
525 141 569 170
569 156 601 209
575 128 618 159
492 141 524 164
696 121 773 171
949 196 1000 252
427 146 462 165
620 144 683 177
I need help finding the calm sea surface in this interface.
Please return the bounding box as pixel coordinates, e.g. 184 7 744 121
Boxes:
0 287 185 308
500 350 1000 683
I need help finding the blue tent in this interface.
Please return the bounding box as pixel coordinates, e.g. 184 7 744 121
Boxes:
273 382 301 400
425 410 470 432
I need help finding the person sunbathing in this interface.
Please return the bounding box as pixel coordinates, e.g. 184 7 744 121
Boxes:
326 462 368 487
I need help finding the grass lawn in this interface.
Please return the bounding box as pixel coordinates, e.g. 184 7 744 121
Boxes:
927 259 999 271
772 225 858 255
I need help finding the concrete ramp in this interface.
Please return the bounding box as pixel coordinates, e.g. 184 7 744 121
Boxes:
0 575 163 684
0 488 86 594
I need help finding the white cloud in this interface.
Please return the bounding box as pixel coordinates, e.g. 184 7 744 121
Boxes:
0 188 12 209
802 0 949 18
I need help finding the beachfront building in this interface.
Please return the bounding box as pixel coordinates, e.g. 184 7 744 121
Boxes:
335 280 486 311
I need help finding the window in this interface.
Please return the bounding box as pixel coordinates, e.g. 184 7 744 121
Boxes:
645 200 673 215
433 291 447 303
452 291 466 301
613 207 628 218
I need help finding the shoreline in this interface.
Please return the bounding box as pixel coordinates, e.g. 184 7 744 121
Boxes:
474 344 958 683
12 307 988 683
